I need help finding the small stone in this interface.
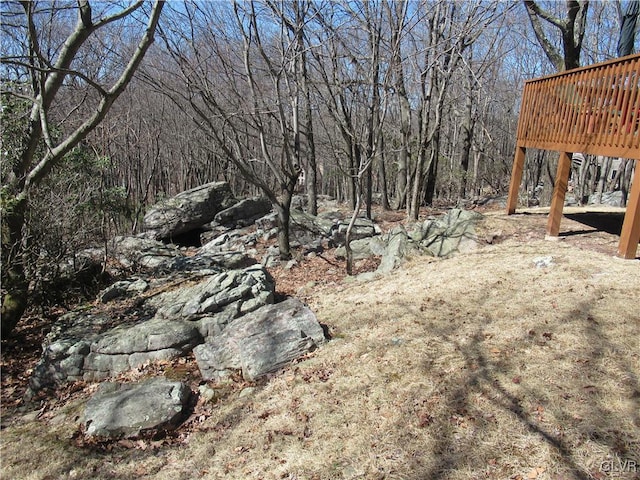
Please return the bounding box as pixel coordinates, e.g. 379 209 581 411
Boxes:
285 260 298 270
533 256 554 268
239 387 256 398
198 384 217 403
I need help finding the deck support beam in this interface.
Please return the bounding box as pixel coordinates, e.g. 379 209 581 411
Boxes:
618 163 640 259
546 152 572 237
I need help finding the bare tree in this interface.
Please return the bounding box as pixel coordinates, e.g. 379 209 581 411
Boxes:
1 0 165 337
268 0 319 215
386 0 412 210
305 0 392 272
152 0 311 259
523 0 589 71
405 1 502 219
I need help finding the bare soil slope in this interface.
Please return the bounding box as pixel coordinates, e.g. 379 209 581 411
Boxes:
1 210 639 480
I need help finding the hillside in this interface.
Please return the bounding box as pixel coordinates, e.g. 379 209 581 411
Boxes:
1 208 639 480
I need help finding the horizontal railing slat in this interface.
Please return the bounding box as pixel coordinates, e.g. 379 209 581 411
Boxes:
516 53 640 160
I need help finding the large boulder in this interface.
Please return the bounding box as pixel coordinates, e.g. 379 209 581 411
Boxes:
588 190 624 207
344 209 484 280
378 225 414 273
150 265 275 327
29 312 203 388
160 251 256 273
334 236 387 261
110 235 184 270
331 217 381 246
194 298 326 381
289 209 336 246
200 228 261 253
29 311 120 391
144 182 237 240
212 196 272 227
29 265 276 391
83 317 203 381
254 209 334 254
83 378 191 438
99 278 149 303
255 209 381 254
413 209 483 257
287 209 381 247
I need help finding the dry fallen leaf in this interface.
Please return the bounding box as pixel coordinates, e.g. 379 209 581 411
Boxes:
527 466 546 479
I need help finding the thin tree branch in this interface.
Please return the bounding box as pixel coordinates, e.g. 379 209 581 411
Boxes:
20 0 165 196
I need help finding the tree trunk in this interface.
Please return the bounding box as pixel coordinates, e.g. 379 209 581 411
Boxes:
379 140 391 210
345 183 362 276
1 0 164 337
523 0 588 72
424 133 440 205
394 141 409 210
409 147 426 220
593 156 610 203
459 67 475 201
304 102 318 215
365 159 373 219
274 193 293 261
621 159 634 206
389 0 411 211
350 143 361 209
1 197 29 336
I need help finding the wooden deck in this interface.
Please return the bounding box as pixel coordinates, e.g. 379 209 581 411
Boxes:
506 53 640 259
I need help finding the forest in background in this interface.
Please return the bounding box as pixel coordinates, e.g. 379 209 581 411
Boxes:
1 0 638 334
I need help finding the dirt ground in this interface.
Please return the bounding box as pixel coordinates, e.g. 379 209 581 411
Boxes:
1 206 639 480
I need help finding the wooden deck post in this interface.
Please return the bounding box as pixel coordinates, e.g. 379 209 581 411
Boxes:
546 151 572 237
617 161 640 259
507 146 526 215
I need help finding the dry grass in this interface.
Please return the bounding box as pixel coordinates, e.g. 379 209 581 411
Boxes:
1 212 639 480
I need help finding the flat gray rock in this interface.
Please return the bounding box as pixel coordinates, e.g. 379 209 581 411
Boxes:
99 279 149 303
81 317 202 380
92 317 200 355
194 298 326 381
334 237 386 261
331 217 381 246
83 378 191 438
160 251 255 273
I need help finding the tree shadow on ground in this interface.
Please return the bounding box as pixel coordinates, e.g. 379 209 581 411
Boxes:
393 291 639 480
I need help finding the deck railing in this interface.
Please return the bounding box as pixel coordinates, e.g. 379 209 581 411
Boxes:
507 53 640 259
